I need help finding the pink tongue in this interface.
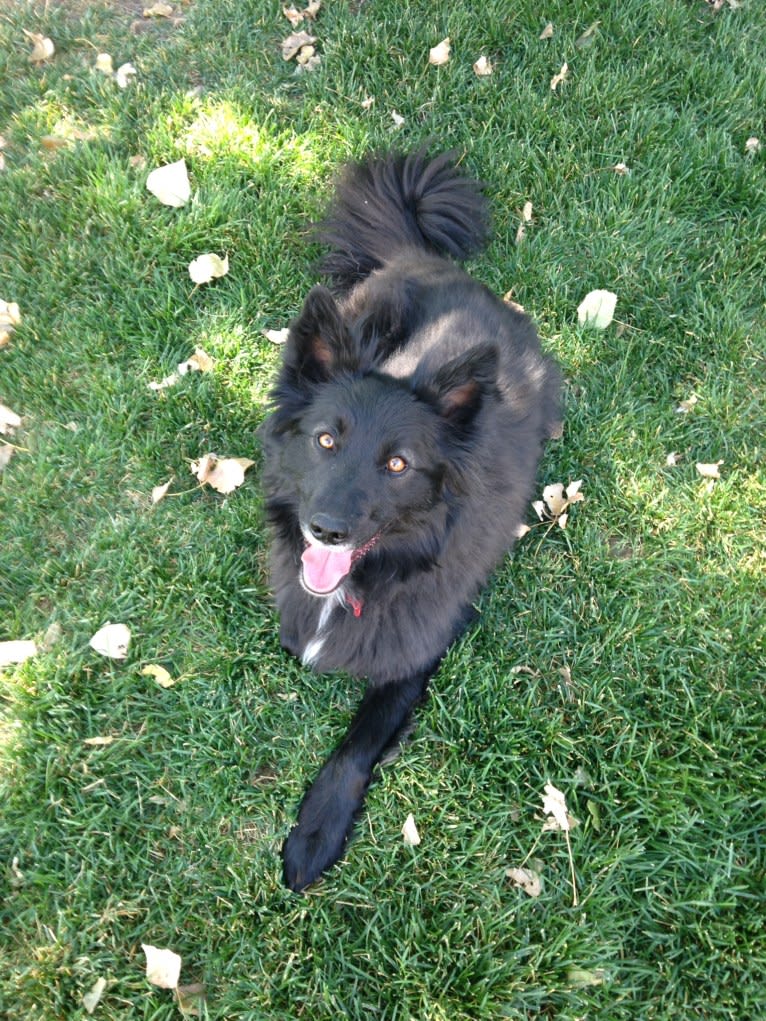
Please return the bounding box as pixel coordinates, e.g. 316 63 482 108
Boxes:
301 544 354 593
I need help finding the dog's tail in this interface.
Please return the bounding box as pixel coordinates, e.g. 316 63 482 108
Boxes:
317 150 489 290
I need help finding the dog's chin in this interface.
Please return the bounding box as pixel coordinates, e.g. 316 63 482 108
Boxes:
299 569 346 598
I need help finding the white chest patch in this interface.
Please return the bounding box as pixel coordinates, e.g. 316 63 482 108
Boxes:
301 588 344 667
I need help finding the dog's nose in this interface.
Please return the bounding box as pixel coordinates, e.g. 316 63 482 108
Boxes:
309 514 350 546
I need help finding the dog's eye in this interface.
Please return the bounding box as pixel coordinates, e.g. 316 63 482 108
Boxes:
317 432 335 450
386 455 408 474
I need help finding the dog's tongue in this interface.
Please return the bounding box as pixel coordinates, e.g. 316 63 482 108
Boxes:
301 544 353 593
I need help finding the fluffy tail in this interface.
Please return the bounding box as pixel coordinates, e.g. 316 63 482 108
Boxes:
317 150 489 290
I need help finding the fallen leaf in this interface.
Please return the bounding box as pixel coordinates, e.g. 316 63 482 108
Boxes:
696 461 723 479
143 2 173 16
89 623 131 660
10 855 25 888
391 111 405 128
40 135 69 151
361 95 375 110
429 37 451 66
188 252 229 285
542 782 570 831
613 161 631 175
0 640 37 668
296 47 320 71
281 30 316 60
179 348 214 374
533 479 584 528
191 453 254 494
149 348 213 391
0 445 13 472
515 201 533 244
0 300 21 347
745 136 761 154
506 866 542 897
503 291 526 313
577 289 617 329
472 55 493 77
402 812 421 846
304 0 321 17
95 52 114 75
142 944 181 989
283 5 304 27
575 20 600 48
146 158 190 207
550 62 568 91
151 479 173 504
82 977 107 1014
665 451 681 467
141 663 175 688
539 22 554 40
24 31 55 64
0 403 21 435
115 62 137 89
263 327 289 345
567 967 606 988
675 394 698 414
83 735 115 746
177 982 207 1016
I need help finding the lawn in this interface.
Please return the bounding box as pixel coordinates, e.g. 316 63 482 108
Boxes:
1 0 764 1018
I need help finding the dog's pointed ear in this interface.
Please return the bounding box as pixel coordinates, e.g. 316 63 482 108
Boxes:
414 343 498 426
286 285 356 383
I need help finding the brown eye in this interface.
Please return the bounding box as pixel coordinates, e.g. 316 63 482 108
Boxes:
386 455 408 474
317 432 335 450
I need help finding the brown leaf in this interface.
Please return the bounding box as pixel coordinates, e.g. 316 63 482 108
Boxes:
282 30 316 60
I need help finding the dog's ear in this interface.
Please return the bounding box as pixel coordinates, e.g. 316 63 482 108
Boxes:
287 285 356 383
414 343 498 427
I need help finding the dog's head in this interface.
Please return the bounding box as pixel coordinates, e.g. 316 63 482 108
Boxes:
265 286 498 595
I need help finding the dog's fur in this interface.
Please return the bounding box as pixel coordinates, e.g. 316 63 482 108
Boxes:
261 151 561 891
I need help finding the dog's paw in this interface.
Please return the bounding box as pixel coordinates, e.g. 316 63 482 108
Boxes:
282 817 349 892
282 762 367 891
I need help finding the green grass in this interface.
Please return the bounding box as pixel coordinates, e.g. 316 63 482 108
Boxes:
1 0 765 1017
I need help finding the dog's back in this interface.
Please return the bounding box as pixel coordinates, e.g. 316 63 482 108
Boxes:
262 151 561 890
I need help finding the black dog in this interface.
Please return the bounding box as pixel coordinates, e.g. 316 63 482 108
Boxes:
261 151 561 891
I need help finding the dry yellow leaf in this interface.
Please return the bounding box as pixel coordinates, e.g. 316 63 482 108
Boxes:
696 461 723 479
401 813 421 846
550 62 568 91
143 2 173 17
95 52 114 75
188 252 229 285
506 866 542 897
151 479 173 504
141 663 175 687
0 640 37 667
0 403 21 435
83 735 115 746
282 30 316 60
539 22 554 40
429 38 451 66
191 453 254 494
141 944 181 989
472 55 493 77
145 158 190 207
89 623 131 660
82 976 107 1014
115 63 137 89
25 31 55 64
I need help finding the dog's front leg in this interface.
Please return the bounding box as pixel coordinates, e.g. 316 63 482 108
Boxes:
282 670 431 892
